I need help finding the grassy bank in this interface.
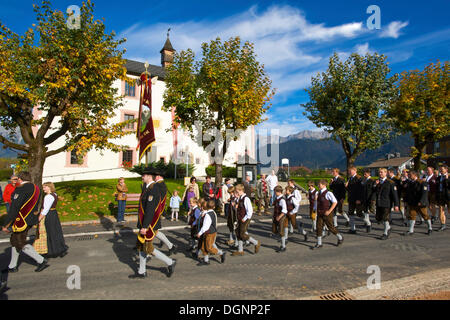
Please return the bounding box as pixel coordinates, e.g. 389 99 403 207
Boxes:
0 178 187 223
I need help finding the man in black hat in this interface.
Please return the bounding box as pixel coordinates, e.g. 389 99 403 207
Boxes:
153 168 177 255
129 168 176 279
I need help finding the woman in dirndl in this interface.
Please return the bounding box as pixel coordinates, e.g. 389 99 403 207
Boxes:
39 182 68 258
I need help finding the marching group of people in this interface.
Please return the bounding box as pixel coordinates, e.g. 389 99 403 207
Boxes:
0 163 448 284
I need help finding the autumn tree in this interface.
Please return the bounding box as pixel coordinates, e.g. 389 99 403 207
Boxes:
302 52 398 173
163 37 274 185
386 61 450 170
0 0 131 184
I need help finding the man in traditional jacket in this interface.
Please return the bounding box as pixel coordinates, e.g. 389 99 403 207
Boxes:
129 169 176 279
1 171 49 273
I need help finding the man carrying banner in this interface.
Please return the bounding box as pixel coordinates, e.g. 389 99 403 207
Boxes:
1 171 49 273
129 169 176 279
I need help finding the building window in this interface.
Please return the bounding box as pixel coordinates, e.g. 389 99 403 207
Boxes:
70 149 81 165
124 114 135 130
123 150 133 164
125 82 136 97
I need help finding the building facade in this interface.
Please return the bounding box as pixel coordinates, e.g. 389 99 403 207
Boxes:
40 37 256 182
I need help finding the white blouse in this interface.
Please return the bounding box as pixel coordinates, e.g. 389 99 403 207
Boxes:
41 193 56 216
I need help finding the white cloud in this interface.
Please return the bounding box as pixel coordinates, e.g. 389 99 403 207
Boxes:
380 21 409 39
355 42 370 55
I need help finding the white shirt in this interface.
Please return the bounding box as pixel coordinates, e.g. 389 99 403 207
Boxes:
266 174 278 190
286 195 299 214
146 181 155 189
198 210 216 236
426 175 434 182
41 193 56 216
240 194 253 221
293 189 302 204
276 195 287 214
320 188 337 203
222 184 230 203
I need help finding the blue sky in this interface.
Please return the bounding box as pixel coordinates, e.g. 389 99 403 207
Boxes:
1 0 449 137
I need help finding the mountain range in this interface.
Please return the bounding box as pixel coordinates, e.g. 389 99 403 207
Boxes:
257 130 413 169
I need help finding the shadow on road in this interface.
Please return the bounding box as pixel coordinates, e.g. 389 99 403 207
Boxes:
108 227 138 274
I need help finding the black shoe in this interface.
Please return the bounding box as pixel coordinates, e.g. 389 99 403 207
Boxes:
366 225 371 233
276 246 286 253
59 251 68 258
167 259 177 278
303 233 308 242
348 229 357 235
128 272 147 279
0 281 7 292
35 259 49 272
380 234 389 240
8 267 18 273
191 251 198 260
337 237 344 246
426 229 432 236
220 252 226 264
197 260 210 266
168 245 177 256
311 244 322 250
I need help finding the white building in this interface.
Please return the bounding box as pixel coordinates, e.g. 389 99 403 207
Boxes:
40 36 256 182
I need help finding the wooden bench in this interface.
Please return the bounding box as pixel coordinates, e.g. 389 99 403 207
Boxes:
114 193 140 214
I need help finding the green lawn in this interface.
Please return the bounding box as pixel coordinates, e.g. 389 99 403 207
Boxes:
0 178 188 223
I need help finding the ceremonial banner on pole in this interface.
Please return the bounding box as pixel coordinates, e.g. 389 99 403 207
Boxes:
137 72 156 162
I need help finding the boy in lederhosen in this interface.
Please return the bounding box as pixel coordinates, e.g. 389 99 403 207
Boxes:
285 186 308 242
196 200 226 265
187 197 202 251
231 184 261 256
307 181 318 233
374 168 399 240
311 180 344 250
226 186 238 247
403 171 433 236
272 186 288 252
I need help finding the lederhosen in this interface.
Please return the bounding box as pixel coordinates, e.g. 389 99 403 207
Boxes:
316 190 338 237
308 189 318 219
285 194 297 229
227 195 237 232
236 195 250 241
200 210 219 255
272 196 286 237
406 179 430 221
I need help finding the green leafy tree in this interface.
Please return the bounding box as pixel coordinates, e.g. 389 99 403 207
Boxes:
302 52 398 173
386 61 450 170
0 0 131 184
163 36 274 185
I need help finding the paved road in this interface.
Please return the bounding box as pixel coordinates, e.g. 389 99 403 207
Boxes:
1 211 449 300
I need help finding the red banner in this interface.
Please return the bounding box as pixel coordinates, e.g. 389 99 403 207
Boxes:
137 73 156 162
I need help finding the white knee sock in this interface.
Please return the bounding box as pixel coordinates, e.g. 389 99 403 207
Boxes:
22 244 44 264
408 220 415 233
350 216 356 231
156 232 173 249
9 247 19 269
284 228 289 240
152 248 173 266
204 255 209 263
298 223 307 235
364 213 371 226
336 233 343 240
384 221 391 235
248 237 258 246
312 218 317 230
333 215 338 227
342 213 350 222
317 236 322 246
138 251 147 274
238 240 244 252
426 219 432 230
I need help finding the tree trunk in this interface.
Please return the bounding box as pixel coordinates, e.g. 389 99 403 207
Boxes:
413 138 426 171
346 156 354 178
215 163 223 190
28 147 46 186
